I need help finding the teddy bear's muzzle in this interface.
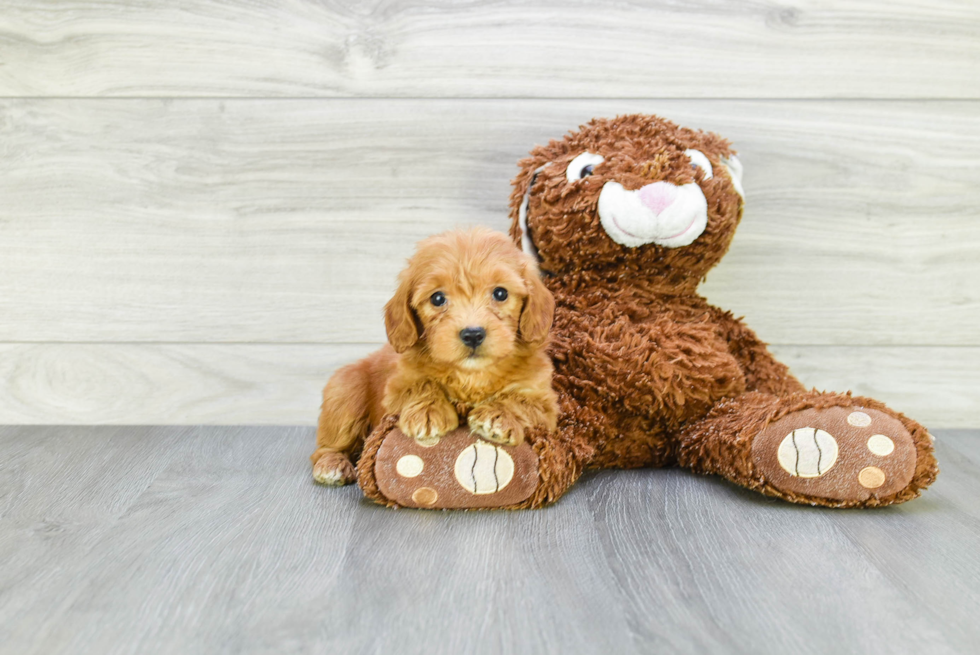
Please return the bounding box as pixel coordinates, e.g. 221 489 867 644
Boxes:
597 180 708 249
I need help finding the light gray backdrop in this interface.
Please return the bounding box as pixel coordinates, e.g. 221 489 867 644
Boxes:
0 1 977 427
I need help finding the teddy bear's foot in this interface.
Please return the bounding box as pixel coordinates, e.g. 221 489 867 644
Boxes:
752 405 917 503
368 427 540 509
678 392 938 507
358 416 590 510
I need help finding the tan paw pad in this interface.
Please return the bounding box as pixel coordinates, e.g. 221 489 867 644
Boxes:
776 428 839 478
396 455 424 478
414 434 441 448
858 466 886 489
867 434 894 457
454 442 515 494
411 487 438 506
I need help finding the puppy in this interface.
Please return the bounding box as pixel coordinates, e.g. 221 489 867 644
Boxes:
310 227 558 486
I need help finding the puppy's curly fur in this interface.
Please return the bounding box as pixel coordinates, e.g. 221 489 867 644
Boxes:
311 228 558 486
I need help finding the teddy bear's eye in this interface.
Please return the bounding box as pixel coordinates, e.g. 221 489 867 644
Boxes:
566 152 605 183
430 291 446 307
684 149 713 179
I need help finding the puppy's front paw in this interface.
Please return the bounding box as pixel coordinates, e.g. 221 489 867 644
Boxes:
398 402 459 445
468 405 525 447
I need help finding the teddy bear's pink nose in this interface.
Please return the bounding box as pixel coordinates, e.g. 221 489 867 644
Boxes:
637 182 677 215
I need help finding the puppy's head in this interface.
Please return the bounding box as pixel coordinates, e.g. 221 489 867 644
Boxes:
384 228 554 368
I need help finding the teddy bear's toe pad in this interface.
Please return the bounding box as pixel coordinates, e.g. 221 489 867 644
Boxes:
752 406 916 502
374 427 539 509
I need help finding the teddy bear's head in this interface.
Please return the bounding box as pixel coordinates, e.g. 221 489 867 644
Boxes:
509 114 745 289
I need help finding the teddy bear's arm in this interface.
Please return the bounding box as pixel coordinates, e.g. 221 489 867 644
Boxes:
555 311 747 425
708 307 806 397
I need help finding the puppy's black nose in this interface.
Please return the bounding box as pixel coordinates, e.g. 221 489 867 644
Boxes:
459 327 486 349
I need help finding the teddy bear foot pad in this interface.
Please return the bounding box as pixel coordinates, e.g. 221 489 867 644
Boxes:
752 406 916 502
374 427 539 509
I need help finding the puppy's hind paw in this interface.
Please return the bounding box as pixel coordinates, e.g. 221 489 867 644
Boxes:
312 451 356 486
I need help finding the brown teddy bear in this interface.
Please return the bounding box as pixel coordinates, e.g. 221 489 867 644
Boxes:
358 114 938 509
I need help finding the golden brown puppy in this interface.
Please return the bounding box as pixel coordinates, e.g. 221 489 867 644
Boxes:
310 227 558 486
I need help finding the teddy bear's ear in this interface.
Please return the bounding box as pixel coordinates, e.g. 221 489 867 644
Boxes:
720 154 744 198
509 163 547 261
384 270 420 353
519 261 555 347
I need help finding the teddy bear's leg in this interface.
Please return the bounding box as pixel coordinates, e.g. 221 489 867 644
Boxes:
676 391 938 507
356 415 588 510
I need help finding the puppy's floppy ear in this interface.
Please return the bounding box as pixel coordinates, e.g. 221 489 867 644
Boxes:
518 262 555 347
384 270 420 353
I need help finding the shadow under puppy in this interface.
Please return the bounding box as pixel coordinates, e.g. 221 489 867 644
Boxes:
311 227 558 485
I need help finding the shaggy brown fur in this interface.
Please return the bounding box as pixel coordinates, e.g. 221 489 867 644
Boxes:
359 114 938 509
312 228 558 485
498 113 937 507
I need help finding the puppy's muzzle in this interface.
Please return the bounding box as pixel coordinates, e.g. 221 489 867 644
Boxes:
459 327 486 349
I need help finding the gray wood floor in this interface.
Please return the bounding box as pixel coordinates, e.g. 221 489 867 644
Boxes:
1 427 977 655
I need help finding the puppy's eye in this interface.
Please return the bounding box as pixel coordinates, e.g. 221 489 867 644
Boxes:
566 152 605 182
492 287 508 302
430 291 446 307
684 149 713 179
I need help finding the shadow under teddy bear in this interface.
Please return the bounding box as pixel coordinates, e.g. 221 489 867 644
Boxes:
357 114 938 510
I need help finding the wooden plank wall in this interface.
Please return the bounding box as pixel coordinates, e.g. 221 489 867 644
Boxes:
0 1 978 427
